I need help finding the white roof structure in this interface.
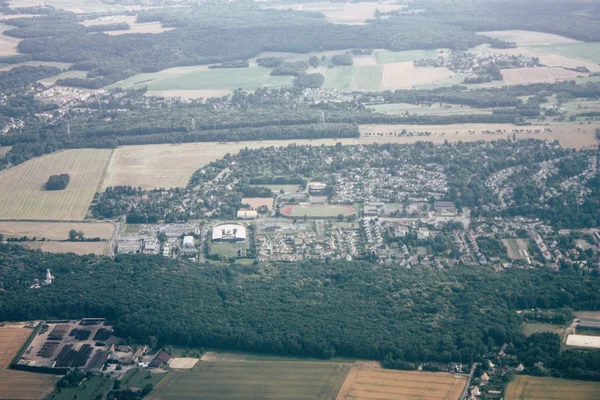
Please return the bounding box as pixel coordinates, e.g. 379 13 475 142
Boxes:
212 224 247 241
183 236 194 248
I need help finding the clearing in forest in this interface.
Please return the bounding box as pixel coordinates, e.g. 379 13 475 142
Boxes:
502 238 529 260
260 2 401 25
147 360 351 400
0 148 112 220
336 363 467 400
0 325 59 400
505 375 600 400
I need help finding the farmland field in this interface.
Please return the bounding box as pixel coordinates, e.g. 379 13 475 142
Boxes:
0 31 21 56
0 325 59 400
336 363 467 400
0 221 114 240
0 149 112 220
370 103 493 116
147 360 351 400
280 204 356 218
478 30 581 45
526 42 600 64
500 67 583 85
502 238 529 260
505 375 600 400
374 49 441 64
261 2 402 25
22 241 109 255
102 124 599 189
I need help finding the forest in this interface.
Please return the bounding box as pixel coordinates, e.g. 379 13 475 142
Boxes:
0 244 598 378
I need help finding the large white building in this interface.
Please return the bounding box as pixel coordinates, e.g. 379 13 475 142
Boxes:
212 224 247 243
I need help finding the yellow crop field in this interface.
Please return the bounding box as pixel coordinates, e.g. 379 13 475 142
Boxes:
501 67 583 85
0 221 114 240
0 149 112 220
505 375 600 400
0 325 59 399
336 363 467 400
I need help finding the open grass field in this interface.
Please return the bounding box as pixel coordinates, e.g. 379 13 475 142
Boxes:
505 375 600 400
336 363 467 400
0 145 11 158
502 238 529 260
83 15 174 35
0 31 21 57
0 325 59 400
210 241 249 258
0 148 112 220
522 322 565 336
147 360 352 400
478 30 581 45
39 70 88 86
280 204 356 218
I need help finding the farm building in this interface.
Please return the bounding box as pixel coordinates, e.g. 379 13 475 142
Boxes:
237 210 258 219
578 318 600 330
212 224 246 243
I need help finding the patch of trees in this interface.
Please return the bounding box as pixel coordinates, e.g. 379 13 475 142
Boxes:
476 237 508 258
256 57 284 68
0 66 62 91
294 73 324 89
0 244 599 366
331 54 353 66
208 60 249 69
238 185 273 198
271 61 309 76
57 369 89 388
45 174 70 191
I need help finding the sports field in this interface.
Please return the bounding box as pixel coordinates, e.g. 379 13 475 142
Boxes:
0 148 112 220
502 238 529 260
505 375 600 400
242 197 275 210
147 361 351 400
522 322 565 336
336 363 467 400
280 204 356 218
0 325 59 399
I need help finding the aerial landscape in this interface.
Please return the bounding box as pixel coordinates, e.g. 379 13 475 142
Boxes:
0 0 599 399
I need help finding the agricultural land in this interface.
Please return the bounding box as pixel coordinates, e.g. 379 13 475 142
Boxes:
335 363 467 400
147 360 352 400
0 324 59 400
0 149 112 220
505 375 600 400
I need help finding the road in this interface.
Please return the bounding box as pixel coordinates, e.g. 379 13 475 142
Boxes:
108 219 121 257
460 363 478 400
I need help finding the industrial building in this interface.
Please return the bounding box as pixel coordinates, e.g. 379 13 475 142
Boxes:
212 224 247 242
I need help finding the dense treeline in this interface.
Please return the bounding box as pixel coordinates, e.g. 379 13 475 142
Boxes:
0 244 598 365
0 65 62 91
85 23 130 33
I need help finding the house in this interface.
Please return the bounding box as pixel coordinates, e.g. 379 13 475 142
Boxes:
183 236 194 248
515 363 525 372
417 227 430 239
148 351 172 369
471 386 481 396
480 372 489 385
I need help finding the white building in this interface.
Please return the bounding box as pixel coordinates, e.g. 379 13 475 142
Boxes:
183 236 195 248
212 224 247 243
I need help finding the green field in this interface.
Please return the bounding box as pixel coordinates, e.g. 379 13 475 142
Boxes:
522 322 566 336
370 102 493 116
258 184 302 193
526 42 600 63
210 242 249 258
110 66 293 92
322 65 383 91
147 361 352 400
373 49 441 64
39 70 87 86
